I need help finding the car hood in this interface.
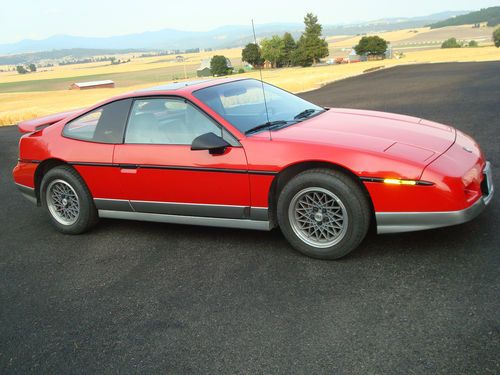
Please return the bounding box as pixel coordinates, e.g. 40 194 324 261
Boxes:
273 108 456 164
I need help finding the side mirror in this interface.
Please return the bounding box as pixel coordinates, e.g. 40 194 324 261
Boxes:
191 132 231 155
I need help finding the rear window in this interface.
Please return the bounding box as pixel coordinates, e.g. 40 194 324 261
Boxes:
63 99 131 143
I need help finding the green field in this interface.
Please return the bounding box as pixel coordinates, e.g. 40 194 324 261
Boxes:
0 64 200 93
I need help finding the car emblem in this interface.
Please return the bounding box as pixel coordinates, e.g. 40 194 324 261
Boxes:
463 146 473 153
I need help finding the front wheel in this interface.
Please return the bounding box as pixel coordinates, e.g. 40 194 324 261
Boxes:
41 165 98 234
277 169 371 259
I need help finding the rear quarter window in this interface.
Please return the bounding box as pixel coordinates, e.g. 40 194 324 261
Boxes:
63 99 131 143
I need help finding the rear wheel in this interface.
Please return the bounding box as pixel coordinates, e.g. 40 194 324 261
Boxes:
277 169 370 259
41 165 98 234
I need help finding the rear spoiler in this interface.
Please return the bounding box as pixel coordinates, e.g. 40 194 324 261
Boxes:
17 109 82 133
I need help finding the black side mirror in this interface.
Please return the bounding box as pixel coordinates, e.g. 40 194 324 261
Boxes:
191 132 230 155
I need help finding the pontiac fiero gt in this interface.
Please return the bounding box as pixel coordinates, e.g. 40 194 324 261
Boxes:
13 78 494 259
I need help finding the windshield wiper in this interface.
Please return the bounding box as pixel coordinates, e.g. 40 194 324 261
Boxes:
294 108 320 120
244 120 295 135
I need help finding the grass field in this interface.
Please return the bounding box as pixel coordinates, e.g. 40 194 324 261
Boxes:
1 27 499 126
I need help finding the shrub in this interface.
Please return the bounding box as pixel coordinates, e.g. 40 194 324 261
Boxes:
210 55 232 76
16 65 28 74
494 27 500 47
441 38 462 48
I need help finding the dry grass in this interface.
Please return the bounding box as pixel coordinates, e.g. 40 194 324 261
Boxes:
1 45 499 126
329 27 433 47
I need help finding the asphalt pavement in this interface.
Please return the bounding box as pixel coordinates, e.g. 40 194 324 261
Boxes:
1 61 499 374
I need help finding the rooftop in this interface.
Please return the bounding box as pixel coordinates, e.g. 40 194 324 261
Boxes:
135 79 215 93
73 80 114 87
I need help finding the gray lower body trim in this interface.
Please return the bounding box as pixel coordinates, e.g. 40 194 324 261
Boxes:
16 183 37 205
94 198 270 230
130 200 248 219
98 210 271 231
376 197 489 234
94 198 133 211
94 198 268 221
250 207 269 221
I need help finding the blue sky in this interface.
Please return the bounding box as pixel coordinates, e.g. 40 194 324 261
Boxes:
0 0 497 44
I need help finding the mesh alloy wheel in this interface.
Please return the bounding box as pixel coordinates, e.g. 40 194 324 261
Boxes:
46 179 80 226
288 187 348 248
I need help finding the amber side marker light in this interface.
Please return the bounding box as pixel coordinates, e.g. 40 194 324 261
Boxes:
360 177 434 186
383 178 417 185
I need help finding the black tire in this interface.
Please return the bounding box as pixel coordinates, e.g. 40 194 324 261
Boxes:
277 168 370 259
40 165 98 234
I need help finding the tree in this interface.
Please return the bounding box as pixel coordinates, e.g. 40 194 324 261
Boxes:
28 63 37 72
241 43 263 67
210 55 232 76
494 27 500 47
281 32 297 67
291 39 313 67
468 40 478 47
354 36 388 56
292 13 329 67
16 65 28 74
261 35 285 68
441 37 462 48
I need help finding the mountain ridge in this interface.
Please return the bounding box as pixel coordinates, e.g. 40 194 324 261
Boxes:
0 10 468 56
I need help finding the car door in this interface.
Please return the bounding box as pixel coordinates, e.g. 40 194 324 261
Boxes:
113 96 251 220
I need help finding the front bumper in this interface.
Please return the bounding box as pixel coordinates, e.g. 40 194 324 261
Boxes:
376 161 494 234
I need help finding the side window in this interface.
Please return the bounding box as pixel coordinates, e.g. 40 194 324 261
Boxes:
124 98 221 145
63 99 131 143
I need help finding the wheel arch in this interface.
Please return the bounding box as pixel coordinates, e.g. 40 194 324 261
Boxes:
34 158 69 205
268 161 375 229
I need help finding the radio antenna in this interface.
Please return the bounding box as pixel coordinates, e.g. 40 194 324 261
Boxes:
251 19 271 137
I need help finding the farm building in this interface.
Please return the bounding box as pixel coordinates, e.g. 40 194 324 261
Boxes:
196 58 233 77
197 60 211 77
385 45 393 59
263 60 273 69
348 49 365 63
70 80 115 90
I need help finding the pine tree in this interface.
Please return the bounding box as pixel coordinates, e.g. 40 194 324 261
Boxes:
281 32 297 67
294 13 329 66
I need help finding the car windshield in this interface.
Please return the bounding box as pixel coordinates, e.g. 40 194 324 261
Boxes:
193 79 324 134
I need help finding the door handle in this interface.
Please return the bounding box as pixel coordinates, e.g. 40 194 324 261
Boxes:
119 164 138 174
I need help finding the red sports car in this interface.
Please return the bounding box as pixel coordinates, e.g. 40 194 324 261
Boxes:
13 78 494 259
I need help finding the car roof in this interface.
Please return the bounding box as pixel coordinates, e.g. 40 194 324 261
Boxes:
131 77 250 96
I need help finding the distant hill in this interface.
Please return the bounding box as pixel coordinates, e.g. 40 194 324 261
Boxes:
0 10 469 58
0 48 140 65
428 7 500 28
